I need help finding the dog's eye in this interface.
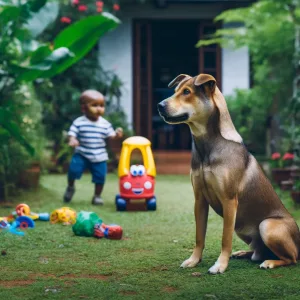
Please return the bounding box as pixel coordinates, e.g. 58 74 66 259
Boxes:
183 89 190 95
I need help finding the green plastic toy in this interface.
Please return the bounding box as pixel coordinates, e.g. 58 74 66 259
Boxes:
72 211 102 237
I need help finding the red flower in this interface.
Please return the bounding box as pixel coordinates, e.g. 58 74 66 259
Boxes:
78 4 88 11
283 153 294 160
96 1 104 7
113 3 120 11
271 152 281 160
97 7 103 12
72 0 80 5
60 17 72 24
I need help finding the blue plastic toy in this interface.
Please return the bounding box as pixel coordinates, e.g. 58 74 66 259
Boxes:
0 216 35 236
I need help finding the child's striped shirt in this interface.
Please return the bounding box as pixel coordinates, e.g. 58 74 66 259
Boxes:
68 116 116 162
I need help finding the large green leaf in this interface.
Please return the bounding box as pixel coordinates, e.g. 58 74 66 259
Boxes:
24 1 59 38
0 108 35 156
13 47 74 80
0 5 21 24
29 44 52 64
15 13 120 82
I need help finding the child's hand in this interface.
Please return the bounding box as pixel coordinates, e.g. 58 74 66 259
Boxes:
115 127 123 138
69 137 79 148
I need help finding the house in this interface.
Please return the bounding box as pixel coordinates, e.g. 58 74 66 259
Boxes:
99 0 254 174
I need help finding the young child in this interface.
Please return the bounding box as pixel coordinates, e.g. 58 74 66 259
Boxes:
63 90 123 205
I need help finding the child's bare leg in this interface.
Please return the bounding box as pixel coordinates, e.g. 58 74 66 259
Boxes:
64 153 86 203
95 184 104 197
64 179 75 202
91 161 106 205
92 183 104 205
68 179 75 187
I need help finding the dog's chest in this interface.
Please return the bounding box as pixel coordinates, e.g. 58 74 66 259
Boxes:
192 167 223 216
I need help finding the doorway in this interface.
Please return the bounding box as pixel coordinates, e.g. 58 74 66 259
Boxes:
133 19 221 150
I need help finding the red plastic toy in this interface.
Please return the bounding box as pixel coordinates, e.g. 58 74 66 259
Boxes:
94 223 123 240
115 136 157 211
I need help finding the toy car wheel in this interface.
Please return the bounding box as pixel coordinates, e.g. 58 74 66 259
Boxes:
116 198 127 211
147 197 156 211
115 194 120 204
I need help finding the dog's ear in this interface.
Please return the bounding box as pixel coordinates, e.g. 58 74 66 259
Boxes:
168 74 191 88
195 73 242 144
194 74 216 93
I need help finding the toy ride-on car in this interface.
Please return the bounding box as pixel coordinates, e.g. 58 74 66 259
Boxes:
115 136 157 211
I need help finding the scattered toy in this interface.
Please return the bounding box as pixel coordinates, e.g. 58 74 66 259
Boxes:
94 223 123 240
72 211 102 237
116 136 157 211
50 207 76 225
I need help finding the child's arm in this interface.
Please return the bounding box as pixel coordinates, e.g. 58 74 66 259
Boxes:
68 121 80 147
108 127 123 140
68 136 79 147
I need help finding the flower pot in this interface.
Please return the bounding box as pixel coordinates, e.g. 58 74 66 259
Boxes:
280 180 294 191
18 163 41 189
271 168 292 185
291 191 300 204
291 169 300 179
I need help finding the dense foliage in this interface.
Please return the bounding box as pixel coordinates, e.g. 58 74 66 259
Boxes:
0 0 120 200
197 0 300 155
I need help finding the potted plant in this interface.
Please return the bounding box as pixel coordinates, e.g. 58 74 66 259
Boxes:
18 161 41 189
271 152 294 185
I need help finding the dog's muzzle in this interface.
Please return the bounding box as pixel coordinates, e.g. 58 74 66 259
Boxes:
157 101 189 123
157 101 167 117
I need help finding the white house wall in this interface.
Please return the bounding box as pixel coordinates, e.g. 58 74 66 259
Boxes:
99 17 133 127
99 3 250 127
222 46 250 96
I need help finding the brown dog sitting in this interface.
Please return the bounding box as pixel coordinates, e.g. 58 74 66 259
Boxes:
157 73 300 274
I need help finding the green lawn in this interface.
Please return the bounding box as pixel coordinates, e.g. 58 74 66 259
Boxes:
1 173 300 300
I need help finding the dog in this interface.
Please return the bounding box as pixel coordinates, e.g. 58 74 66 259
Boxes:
157 73 300 274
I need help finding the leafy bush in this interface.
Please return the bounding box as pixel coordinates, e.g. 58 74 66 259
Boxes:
34 1 132 169
0 0 120 199
227 89 271 155
0 83 46 195
197 0 298 155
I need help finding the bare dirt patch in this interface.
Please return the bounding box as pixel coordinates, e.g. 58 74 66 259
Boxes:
162 286 178 293
0 280 35 288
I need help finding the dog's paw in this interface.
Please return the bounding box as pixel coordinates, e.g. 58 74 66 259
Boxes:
231 250 252 259
259 260 275 269
208 262 228 274
180 257 200 268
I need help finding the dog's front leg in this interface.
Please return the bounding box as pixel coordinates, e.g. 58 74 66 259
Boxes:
181 183 208 268
208 197 238 274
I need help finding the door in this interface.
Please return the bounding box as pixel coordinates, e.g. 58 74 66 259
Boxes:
133 21 152 140
133 20 221 150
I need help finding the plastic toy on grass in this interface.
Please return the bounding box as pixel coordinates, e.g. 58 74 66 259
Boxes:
116 136 157 211
0 216 34 236
15 203 50 221
50 207 76 225
94 223 123 240
72 211 102 237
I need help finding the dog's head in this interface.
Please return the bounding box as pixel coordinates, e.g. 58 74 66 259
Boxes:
157 73 242 143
